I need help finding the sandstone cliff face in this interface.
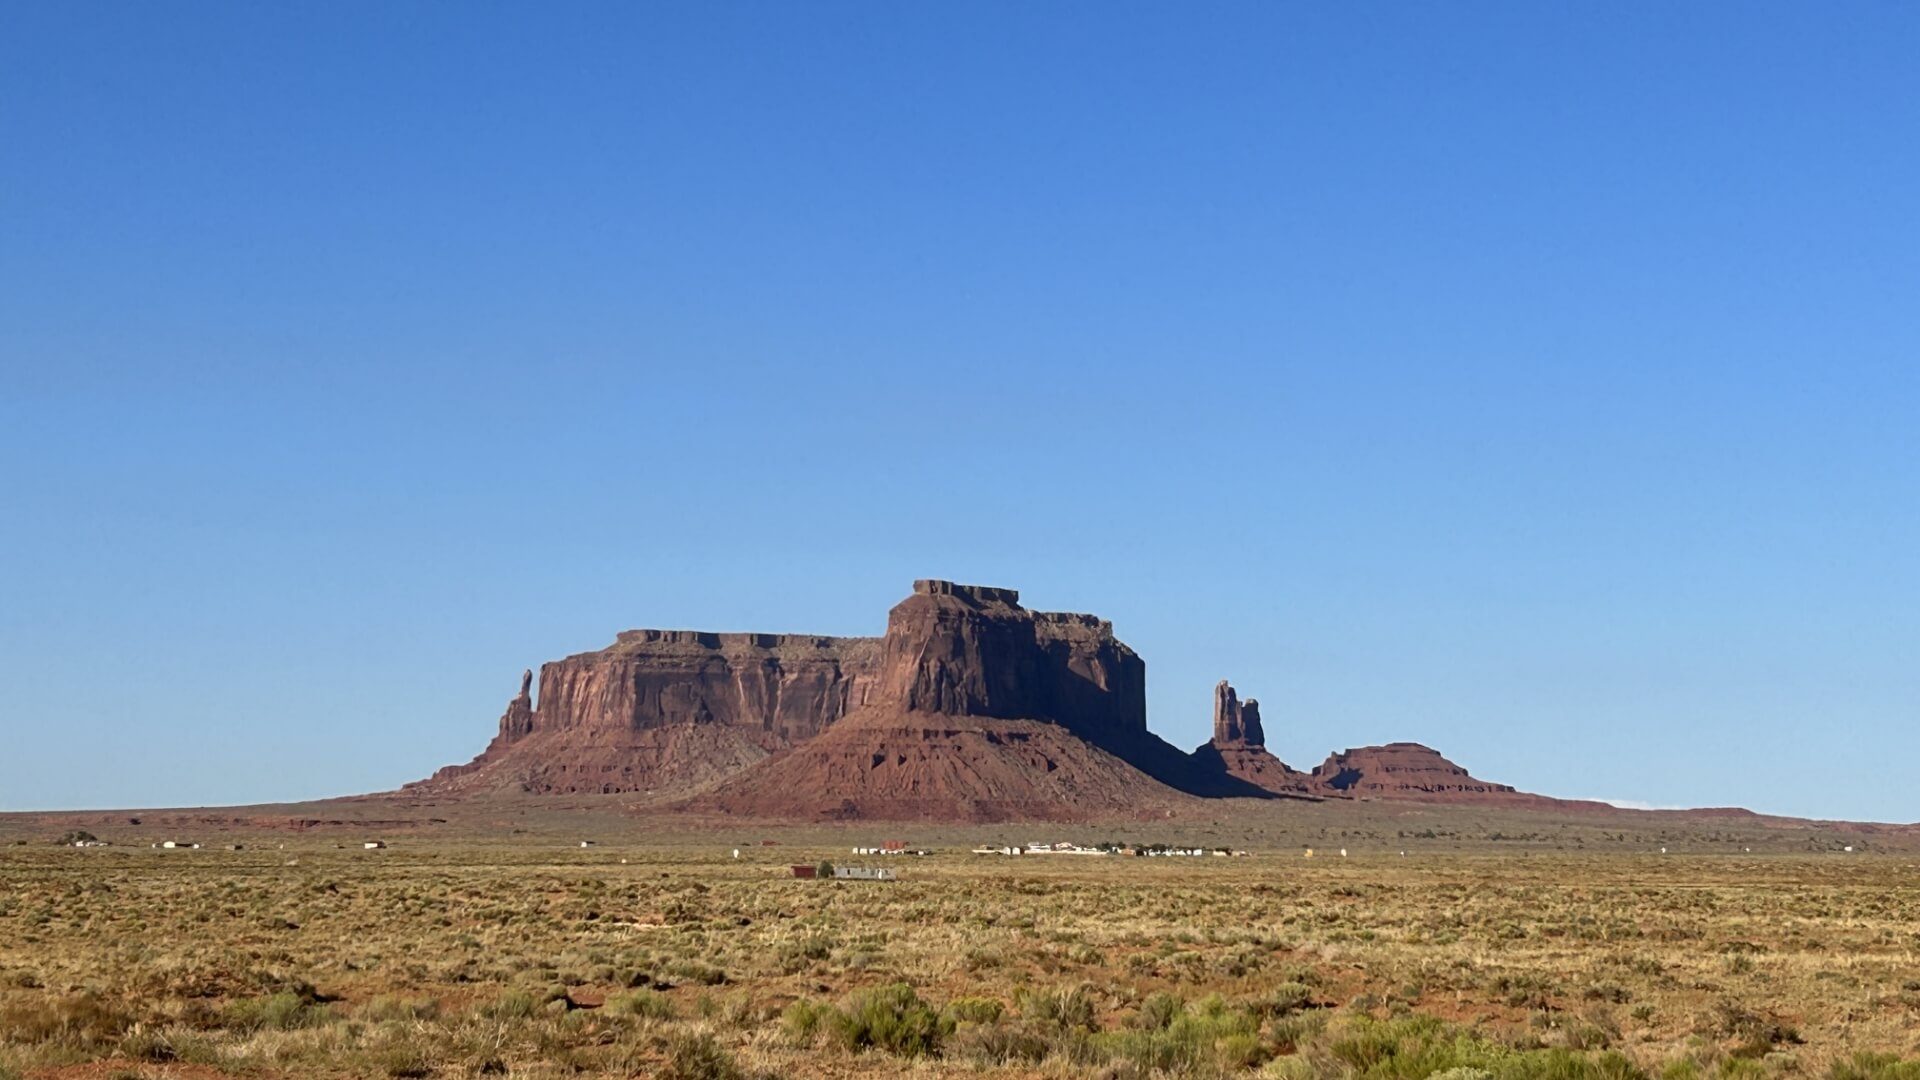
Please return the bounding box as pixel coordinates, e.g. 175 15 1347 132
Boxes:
877 581 1148 736
877 582 1041 717
536 630 880 741
411 631 881 796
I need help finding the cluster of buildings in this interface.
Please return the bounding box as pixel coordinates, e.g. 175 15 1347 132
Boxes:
971 841 1252 857
790 864 897 881
849 840 930 856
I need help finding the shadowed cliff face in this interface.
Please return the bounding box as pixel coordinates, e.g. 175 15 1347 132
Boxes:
876 581 1148 739
1035 612 1148 738
878 582 1041 717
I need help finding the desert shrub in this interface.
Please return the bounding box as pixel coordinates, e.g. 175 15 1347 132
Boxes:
1263 981 1315 1017
944 996 1005 1025
1251 1055 1315 1080
1832 1054 1920 1080
826 983 949 1057
608 988 675 1020
777 933 833 969
223 989 330 1032
668 960 729 986
1327 1014 1649 1080
1705 1001 1801 1059
964 946 1007 971
1177 1002 1262 1063
1217 1031 1268 1069
1136 990 1184 1030
117 1025 178 1063
1094 1027 1208 1073
1017 983 1097 1031
1271 1010 1329 1053
662 1030 741 1080
712 994 767 1030
0 992 135 1049
949 1020 1051 1065
781 998 827 1043
370 1038 434 1079
479 990 538 1020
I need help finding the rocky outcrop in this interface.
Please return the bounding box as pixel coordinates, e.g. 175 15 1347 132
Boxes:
410 631 881 796
1310 743 1521 801
411 578 1572 817
1191 680 1315 796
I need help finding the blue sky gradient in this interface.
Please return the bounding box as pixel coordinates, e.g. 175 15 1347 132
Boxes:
3 4 1915 819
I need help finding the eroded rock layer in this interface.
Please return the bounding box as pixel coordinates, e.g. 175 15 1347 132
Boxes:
410 631 881 796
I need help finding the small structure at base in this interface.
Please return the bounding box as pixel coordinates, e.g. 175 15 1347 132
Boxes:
790 864 817 879
363 840 387 850
832 866 895 881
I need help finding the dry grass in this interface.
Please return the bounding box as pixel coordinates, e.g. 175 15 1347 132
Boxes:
3 836 1919 1078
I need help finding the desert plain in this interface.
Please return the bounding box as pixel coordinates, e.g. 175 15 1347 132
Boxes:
3 797 1917 1080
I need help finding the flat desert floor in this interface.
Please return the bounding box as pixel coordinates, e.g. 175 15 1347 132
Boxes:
2 806 1918 1079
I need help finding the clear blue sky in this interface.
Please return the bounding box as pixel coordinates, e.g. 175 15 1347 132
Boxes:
3 4 1915 820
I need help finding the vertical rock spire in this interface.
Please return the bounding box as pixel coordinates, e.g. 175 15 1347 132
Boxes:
1212 681 1266 747
500 669 536 741
1238 698 1265 747
1213 680 1242 743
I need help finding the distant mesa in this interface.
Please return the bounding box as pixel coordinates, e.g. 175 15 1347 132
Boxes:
1311 743 1525 802
408 579 1547 821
